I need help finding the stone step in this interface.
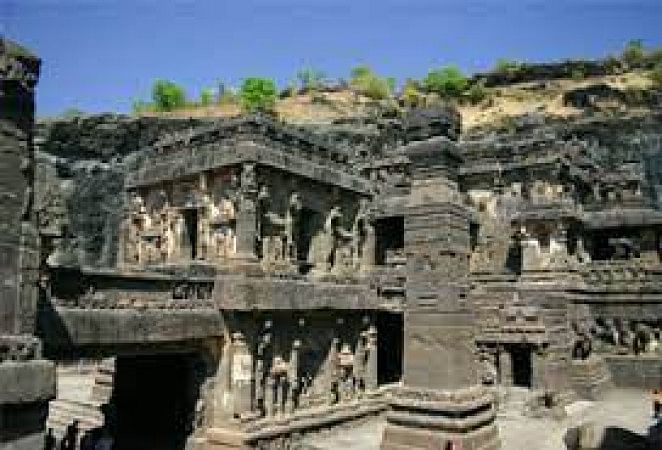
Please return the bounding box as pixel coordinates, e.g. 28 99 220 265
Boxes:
47 398 104 438
49 399 104 417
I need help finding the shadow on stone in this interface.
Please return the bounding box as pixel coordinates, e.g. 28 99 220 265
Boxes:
564 424 651 450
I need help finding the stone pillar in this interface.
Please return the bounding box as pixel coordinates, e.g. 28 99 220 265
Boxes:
380 135 499 450
551 226 569 261
288 339 300 414
498 347 513 386
353 330 367 392
327 337 340 405
233 163 259 262
253 344 264 410
264 374 275 417
365 325 378 391
520 232 540 272
209 337 233 426
230 332 252 418
0 38 55 450
531 346 542 389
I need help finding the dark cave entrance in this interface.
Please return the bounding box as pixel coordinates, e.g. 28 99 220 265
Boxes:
374 217 404 266
111 354 200 450
182 208 199 260
510 345 532 388
296 207 320 273
377 312 403 385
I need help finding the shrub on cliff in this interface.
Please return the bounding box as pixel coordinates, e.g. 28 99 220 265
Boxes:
349 65 393 100
151 79 187 111
402 78 423 107
465 80 488 105
494 58 522 73
650 63 662 90
622 39 646 67
422 66 468 98
199 88 214 107
240 77 277 111
297 67 326 92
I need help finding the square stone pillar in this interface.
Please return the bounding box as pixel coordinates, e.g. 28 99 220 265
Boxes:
498 347 513 386
380 134 499 450
0 37 55 448
230 332 253 418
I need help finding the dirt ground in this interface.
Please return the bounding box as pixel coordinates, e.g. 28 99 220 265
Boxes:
301 388 661 450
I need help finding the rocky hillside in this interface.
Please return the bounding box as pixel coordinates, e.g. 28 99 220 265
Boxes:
130 59 661 134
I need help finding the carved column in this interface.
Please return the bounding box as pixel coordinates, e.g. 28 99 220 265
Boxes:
520 230 540 272
365 325 378 391
381 136 499 450
0 38 55 448
361 221 376 272
264 374 276 417
230 332 252 418
254 342 265 415
353 330 367 393
288 339 301 414
327 337 340 405
234 163 259 262
531 346 542 389
498 346 513 386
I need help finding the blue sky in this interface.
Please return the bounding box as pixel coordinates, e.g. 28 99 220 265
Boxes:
4 0 662 116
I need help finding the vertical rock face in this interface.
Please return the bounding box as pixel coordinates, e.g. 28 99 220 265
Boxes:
0 38 40 335
0 38 55 448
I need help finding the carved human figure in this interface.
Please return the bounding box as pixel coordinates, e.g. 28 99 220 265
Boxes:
286 192 302 261
257 186 290 264
323 207 353 272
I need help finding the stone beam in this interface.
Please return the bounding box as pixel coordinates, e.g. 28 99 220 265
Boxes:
214 276 379 310
125 141 372 195
41 307 223 347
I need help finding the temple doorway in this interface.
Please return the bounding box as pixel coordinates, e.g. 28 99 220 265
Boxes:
377 312 403 385
510 344 532 388
111 353 200 450
374 217 404 266
182 208 199 260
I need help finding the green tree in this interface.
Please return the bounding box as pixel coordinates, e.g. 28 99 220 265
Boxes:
349 65 393 100
402 78 423 106
422 66 468 97
240 77 277 111
350 65 373 83
297 67 326 92
151 79 186 111
465 80 488 105
199 88 214 106
622 39 646 67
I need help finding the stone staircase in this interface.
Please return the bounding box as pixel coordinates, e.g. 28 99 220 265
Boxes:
48 398 105 438
47 359 115 440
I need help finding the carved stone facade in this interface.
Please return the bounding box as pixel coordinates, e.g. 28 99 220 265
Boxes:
0 38 55 449
0 42 658 449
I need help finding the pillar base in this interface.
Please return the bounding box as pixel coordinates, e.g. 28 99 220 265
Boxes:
380 386 500 450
